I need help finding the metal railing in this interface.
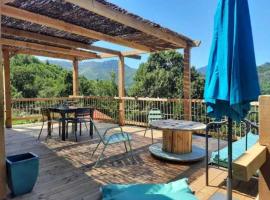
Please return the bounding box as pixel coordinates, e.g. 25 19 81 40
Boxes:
11 96 259 138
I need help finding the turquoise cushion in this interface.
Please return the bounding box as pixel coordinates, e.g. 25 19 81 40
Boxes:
211 132 259 167
102 178 198 200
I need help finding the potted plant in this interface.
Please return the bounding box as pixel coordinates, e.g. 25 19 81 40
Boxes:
6 152 39 197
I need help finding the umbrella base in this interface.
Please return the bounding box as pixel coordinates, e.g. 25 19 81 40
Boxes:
149 143 205 162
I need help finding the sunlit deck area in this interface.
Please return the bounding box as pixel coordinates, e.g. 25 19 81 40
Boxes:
5 122 257 200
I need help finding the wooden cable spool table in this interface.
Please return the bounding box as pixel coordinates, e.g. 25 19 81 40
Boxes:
149 119 206 162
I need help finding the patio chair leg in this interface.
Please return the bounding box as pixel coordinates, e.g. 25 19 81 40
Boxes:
80 122 82 136
151 128 154 144
144 127 148 137
94 144 107 168
84 122 88 131
91 140 102 158
127 138 135 162
37 121 45 141
124 142 128 153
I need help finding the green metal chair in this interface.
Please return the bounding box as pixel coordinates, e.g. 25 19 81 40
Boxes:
144 108 164 143
91 119 134 168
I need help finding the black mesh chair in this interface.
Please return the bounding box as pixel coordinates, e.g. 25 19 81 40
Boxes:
66 108 93 142
37 108 62 140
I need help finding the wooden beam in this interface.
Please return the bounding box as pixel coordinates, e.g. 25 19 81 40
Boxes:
2 26 122 56
233 142 267 182
0 38 99 59
72 58 79 96
2 49 12 128
1 5 152 51
183 47 191 120
118 55 125 125
0 7 7 198
65 0 194 48
99 50 147 59
259 95 270 200
2 0 13 4
5 47 76 60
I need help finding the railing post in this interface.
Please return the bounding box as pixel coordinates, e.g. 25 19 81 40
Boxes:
3 49 12 128
183 46 191 120
72 58 79 96
259 95 270 200
118 55 125 125
0 9 7 198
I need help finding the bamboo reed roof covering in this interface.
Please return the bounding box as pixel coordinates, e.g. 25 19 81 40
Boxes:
1 0 200 60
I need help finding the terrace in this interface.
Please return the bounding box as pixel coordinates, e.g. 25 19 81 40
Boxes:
0 1 268 200
6 122 257 200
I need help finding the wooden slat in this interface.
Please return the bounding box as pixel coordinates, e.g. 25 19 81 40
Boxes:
2 26 122 56
1 5 152 51
6 47 76 60
66 0 195 48
0 38 99 59
98 50 146 60
233 142 267 182
0 8 7 198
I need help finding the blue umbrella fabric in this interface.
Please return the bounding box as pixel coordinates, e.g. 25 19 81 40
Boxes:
204 0 260 122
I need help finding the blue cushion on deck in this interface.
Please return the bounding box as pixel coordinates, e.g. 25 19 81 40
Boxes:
210 132 259 167
102 178 198 200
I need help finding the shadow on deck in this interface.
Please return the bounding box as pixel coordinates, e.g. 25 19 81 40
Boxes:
5 122 257 200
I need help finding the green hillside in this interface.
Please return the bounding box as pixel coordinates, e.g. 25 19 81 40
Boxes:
45 59 137 88
258 62 270 94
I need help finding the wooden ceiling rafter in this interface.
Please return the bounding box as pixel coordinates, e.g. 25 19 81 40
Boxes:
4 46 77 60
1 5 153 51
0 38 99 59
2 26 123 56
65 0 198 48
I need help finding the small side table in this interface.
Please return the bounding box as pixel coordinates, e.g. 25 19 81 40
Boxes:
149 119 206 162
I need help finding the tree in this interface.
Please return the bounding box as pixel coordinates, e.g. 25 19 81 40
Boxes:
129 50 205 99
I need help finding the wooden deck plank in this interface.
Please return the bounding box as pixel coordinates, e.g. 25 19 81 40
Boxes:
5 123 257 200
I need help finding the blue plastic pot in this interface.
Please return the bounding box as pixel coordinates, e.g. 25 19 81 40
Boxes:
6 152 39 197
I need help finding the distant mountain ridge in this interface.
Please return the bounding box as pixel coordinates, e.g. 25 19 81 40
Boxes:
44 59 137 88
197 62 270 94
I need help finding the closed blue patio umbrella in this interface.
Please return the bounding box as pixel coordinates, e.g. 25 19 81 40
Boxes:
204 0 260 199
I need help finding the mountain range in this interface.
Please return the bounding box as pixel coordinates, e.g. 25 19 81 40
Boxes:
197 62 270 94
44 59 137 88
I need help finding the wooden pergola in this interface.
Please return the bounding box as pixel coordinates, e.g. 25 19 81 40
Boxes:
0 0 200 198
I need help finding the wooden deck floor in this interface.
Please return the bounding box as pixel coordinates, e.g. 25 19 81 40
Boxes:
5 122 257 200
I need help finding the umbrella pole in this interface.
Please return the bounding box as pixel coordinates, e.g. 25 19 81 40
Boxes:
227 117 233 200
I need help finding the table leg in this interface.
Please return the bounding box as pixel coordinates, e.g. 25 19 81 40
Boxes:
90 109 94 138
47 121 52 137
61 113 66 141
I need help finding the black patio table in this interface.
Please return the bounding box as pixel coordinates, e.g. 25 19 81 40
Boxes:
48 106 94 141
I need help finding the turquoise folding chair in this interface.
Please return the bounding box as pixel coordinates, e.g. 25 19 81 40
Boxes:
144 108 164 143
91 119 134 168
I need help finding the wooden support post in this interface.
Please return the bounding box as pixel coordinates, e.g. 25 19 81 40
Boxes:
183 46 191 120
0 7 7 198
258 95 270 200
118 55 125 125
3 49 12 128
72 58 79 96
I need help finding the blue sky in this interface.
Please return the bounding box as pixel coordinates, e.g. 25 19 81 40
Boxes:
38 0 270 69
94 0 270 69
